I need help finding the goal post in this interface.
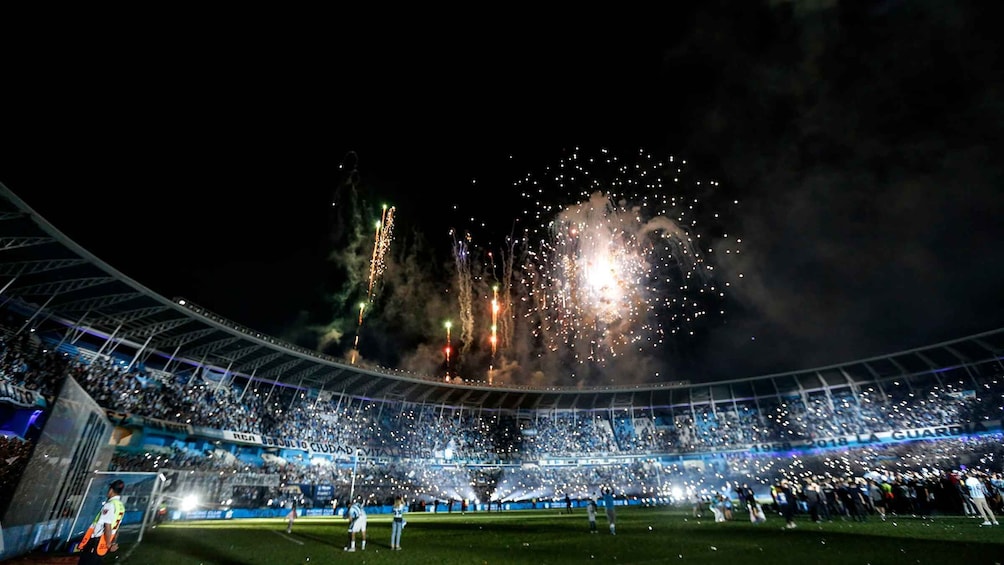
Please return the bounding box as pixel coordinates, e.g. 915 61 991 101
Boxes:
66 471 164 553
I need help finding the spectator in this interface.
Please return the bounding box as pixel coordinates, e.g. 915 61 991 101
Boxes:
602 488 616 535
390 495 406 550
776 479 797 529
587 498 598 533
963 471 998 526
286 499 297 534
749 500 767 524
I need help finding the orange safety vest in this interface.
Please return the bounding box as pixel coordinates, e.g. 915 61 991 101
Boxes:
77 498 126 555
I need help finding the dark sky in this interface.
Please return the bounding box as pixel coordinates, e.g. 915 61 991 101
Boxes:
3 1 1004 386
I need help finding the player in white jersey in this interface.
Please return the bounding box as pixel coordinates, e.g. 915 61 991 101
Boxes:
344 500 367 551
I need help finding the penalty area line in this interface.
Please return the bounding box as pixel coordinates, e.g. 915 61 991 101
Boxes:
272 530 305 545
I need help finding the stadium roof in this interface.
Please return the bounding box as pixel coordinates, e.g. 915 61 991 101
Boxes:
1 182 1003 411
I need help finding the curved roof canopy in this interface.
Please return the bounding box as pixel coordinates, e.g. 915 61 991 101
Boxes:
1 183 1002 411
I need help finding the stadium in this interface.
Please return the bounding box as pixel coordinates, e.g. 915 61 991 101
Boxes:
2 169 1004 565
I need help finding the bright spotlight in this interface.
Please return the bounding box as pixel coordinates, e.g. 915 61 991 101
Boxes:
180 495 199 512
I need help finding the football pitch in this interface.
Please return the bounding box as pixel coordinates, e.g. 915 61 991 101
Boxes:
39 506 1004 564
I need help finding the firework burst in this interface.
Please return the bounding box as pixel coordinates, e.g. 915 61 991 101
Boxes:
447 147 742 385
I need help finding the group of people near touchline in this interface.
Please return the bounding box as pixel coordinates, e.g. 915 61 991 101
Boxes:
283 489 619 550
282 495 407 551
80 482 622 562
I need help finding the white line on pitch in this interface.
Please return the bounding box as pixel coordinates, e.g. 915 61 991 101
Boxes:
272 530 305 545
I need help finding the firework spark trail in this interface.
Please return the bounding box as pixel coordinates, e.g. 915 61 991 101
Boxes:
490 284 499 357
352 204 396 364
497 237 519 353
450 229 476 358
367 205 396 301
478 235 521 383
444 320 453 376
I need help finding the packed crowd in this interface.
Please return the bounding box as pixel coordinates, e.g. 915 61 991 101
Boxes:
0 434 32 516
106 430 1004 518
3 315 1004 516
5 322 999 463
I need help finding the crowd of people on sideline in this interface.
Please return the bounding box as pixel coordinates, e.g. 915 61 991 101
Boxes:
0 434 33 516
685 466 1004 528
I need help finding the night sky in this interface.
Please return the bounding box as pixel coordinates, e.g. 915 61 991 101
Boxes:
3 2 1003 386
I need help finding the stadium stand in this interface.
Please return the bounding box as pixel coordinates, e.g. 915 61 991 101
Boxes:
2 181 1004 560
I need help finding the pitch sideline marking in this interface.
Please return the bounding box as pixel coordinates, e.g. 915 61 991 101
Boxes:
272 530 305 545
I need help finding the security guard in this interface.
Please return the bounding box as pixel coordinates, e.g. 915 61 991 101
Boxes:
77 479 126 564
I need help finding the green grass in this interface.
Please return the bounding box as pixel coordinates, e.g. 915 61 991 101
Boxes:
59 506 1004 564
